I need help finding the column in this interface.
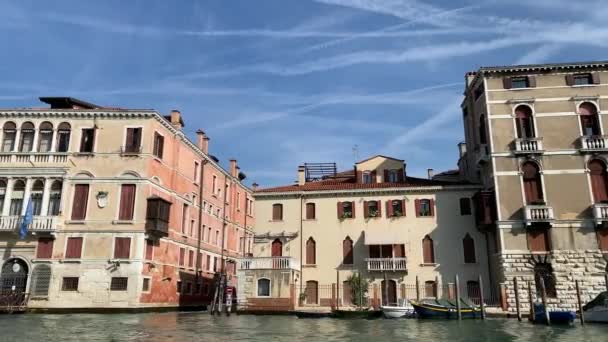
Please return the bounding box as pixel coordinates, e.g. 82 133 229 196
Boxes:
59 178 69 217
40 177 52 217
12 130 21 152
21 177 33 216
2 178 14 216
50 129 58 153
31 129 39 153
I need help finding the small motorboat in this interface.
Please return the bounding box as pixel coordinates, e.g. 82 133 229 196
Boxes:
381 299 415 318
583 291 608 323
533 304 576 324
410 299 481 319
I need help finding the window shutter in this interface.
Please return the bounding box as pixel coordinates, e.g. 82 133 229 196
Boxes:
66 237 83 259
463 235 476 263
363 201 369 218
114 237 131 259
397 168 404 182
369 244 380 258
422 236 434 263
402 199 407 216
384 169 389 183
342 238 353 264
429 199 435 216
179 248 185 266
393 244 405 258
134 128 142 148
370 170 377 183
502 77 512 89
592 72 601 84
387 200 393 217
356 170 362 183
126 128 134 148
37 238 54 259
71 184 89 220
598 229 608 251
565 74 575 86
351 201 356 218
377 200 382 217
528 229 550 252
306 203 315 220
528 76 537 88
119 184 136 221
415 199 421 217
337 201 343 218
306 238 316 264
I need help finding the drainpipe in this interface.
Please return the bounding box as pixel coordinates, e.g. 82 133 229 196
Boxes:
194 159 207 291
299 194 303 296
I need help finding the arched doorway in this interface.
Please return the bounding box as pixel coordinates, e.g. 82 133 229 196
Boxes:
271 239 282 269
0 258 29 308
381 279 397 306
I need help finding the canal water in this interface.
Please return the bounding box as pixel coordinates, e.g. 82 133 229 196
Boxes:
1 312 607 342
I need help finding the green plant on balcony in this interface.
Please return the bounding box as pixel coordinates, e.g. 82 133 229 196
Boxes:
368 210 378 218
341 212 353 219
392 210 403 217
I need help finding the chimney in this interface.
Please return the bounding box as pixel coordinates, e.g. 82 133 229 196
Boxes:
458 142 467 158
230 159 238 178
298 166 306 186
427 168 434 180
196 129 209 154
252 183 259 191
170 110 183 129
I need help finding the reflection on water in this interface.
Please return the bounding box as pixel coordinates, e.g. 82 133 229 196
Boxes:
0 312 607 342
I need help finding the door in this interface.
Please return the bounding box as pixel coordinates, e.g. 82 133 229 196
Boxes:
305 280 318 304
0 259 29 307
271 239 282 269
381 279 397 306
342 280 352 306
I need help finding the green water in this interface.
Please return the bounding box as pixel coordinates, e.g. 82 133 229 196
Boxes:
1 312 607 342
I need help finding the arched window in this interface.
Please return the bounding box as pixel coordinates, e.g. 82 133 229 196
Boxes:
589 160 608 203
479 114 487 144
19 122 35 152
305 202 316 220
463 234 476 263
30 264 52 297
515 105 535 139
579 102 601 136
342 236 353 265
422 235 435 264
522 161 544 204
0 179 6 212
10 180 25 215
31 179 44 216
272 203 283 221
56 122 71 152
306 237 316 265
271 239 282 257
257 278 270 297
48 180 62 216
2 122 16 152
37 122 53 152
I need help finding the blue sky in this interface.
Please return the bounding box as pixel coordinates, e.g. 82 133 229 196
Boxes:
2 0 608 187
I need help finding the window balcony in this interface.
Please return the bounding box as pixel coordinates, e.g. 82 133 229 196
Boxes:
475 144 490 165
513 137 544 155
0 216 57 232
366 257 407 272
473 190 497 231
579 135 608 152
120 145 142 156
524 204 554 226
0 152 69 164
592 203 608 225
238 256 300 270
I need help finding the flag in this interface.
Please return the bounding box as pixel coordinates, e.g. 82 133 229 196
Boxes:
20 198 33 239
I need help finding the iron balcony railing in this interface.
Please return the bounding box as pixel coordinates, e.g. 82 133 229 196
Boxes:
365 257 407 272
0 216 57 232
524 204 554 225
238 257 300 270
580 135 608 151
513 137 543 154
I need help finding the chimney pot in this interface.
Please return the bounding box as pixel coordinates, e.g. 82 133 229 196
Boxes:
170 110 183 129
427 168 434 180
230 159 238 178
458 142 467 158
196 129 209 154
298 166 306 186
252 183 259 191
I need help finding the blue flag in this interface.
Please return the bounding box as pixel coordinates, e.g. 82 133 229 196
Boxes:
20 198 33 239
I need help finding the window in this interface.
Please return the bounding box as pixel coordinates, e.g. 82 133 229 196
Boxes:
65 237 83 259
459 198 472 215
364 200 381 218
194 161 200 182
179 248 185 266
61 277 79 291
463 234 476 263
79 128 95 153
185 282 192 294
425 281 437 298
579 102 601 136
369 244 394 258
212 175 217 195
422 235 435 264
124 127 142 153
416 199 433 217
386 169 399 183
306 202 316 220
71 184 89 220
573 73 593 86
215 231 220 246
528 228 550 252
342 237 353 265
118 184 136 221
190 219 195 237
188 250 194 268
56 123 71 152
195 282 201 294
110 277 129 291
474 84 484 100
145 239 154 260
37 238 54 259
153 132 164 159
479 114 487 144
511 77 530 89
522 162 544 204
38 122 53 152
48 180 62 216
30 264 52 297
113 237 131 259
1 122 16 152
237 192 241 210
31 180 44 216
207 227 211 243
338 201 354 219
19 122 35 152
142 278 151 292
534 263 556 298
181 204 189 234
597 229 608 251
0 180 6 216
10 180 25 215
515 105 535 139
589 160 608 203
362 172 373 184
177 281 182 294
272 203 283 221
206 255 211 271
257 278 270 297
306 237 316 265
388 200 405 217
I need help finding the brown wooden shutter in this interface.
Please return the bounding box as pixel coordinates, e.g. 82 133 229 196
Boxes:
381 244 392 258
188 250 194 267
37 238 54 259
351 201 356 218
356 170 362 183
370 170 377 183
592 72 601 85
402 199 407 216
590 160 608 202
463 235 476 263
145 239 154 260
384 169 389 183
337 201 343 218
306 203 315 220
343 238 353 264
502 77 512 89
387 200 393 217
363 201 369 218
565 74 575 86
65 237 83 258
397 168 404 182
377 200 382 217
114 237 131 259
528 229 550 252
133 128 142 148
415 199 421 217
422 236 434 263
126 128 134 148
179 248 185 266
528 76 537 88
306 238 316 264
71 184 89 220
429 199 435 216
393 244 405 258
598 229 608 251
272 204 282 220
118 184 136 221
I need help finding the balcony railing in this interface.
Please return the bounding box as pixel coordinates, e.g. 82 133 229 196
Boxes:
238 257 299 270
0 216 57 232
524 204 554 225
366 257 407 272
579 135 608 152
592 203 608 225
513 137 543 154
0 152 69 164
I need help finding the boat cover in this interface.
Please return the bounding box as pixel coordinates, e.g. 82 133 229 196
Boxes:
583 291 608 311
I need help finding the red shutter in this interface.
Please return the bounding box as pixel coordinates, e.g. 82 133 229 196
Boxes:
71 184 89 220
370 170 377 183
114 237 131 259
188 250 194 267
502 77 512 89
415 199 421 217
337 201 343 218
592 72 601 85
384 169 389 183
37 238 54 259
145 239 154 260
363 201 369 218
565 74 575 86
528 229 550 252
126 128 134 148
343 238 353 264
422 236 434 263
118 184 136 221
590 161 608 202
356 170 363 183
65 237 83 259
393 244 405 257
377 200 382 217
402 199 407 216
528 76 537 88
429 199 435 216
397 168 404 182
598 230 608 251
387 200 393 217
179 248 185 266
351 201 356 218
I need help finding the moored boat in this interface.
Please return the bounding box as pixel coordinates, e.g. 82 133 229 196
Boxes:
381 301 415 319
533 304 576 324
409 299 481 319
583 291 608 323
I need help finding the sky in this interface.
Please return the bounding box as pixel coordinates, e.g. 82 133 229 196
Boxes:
2 0 608 187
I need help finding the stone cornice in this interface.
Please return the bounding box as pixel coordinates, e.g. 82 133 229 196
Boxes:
254 184 481 199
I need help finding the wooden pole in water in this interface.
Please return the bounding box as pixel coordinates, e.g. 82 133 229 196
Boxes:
336 270 340 311
539 277 550 325
416 276 420 301
478 275 486 320
383 272 388 306
605 273 608 292
528 281 535 322
513 277 521 321
358 272 363 310
576 280 585 326
455 274 462 320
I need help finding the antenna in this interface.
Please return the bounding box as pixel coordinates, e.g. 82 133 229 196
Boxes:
352 145 359 161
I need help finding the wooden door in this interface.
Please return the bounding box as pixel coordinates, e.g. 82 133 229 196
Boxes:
305 281 318 304
271 239 282 269
381 280 397 306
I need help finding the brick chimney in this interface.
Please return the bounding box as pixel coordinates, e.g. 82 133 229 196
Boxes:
196 129 209 154
170 110 183 129
298 166 306 186
427 168 434 179
230 159 238 178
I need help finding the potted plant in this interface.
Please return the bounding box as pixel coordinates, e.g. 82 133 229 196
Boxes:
393 210 402 217
368 210 378 218
299 292 307 305
341 212 352 219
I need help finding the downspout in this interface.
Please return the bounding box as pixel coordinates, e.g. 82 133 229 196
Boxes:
195 159 207 290
299 194 303 295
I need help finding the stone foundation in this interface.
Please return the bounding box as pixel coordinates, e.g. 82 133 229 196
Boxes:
499 250 607 312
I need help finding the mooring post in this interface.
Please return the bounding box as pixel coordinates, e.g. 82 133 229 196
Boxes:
455 274 462 320
576 280 585 326
539 277 550 325
514 277 521 321
478 275 486 320
336 270 340 311
528 281 535 322
416 276 420 301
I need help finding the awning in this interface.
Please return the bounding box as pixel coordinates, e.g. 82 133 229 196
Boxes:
363 230 407 245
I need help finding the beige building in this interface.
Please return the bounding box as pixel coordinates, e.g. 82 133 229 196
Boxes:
460 61 608 311
239 155 489 310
